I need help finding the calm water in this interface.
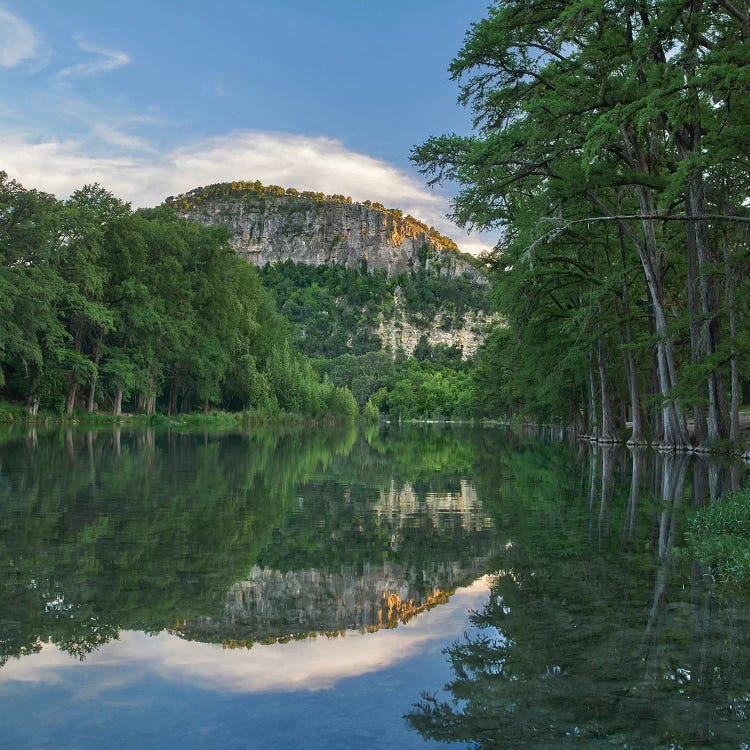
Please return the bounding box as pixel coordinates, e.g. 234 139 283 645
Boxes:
0 424 748 749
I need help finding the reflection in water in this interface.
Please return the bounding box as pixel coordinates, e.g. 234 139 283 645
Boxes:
0 425 495 666
1 577 493 694
1 424 750 750
407 443 750 750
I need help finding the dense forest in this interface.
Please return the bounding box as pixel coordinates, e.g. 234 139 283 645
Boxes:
0 172 356 420
415 0 750 449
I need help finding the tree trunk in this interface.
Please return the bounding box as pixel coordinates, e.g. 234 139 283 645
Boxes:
635 185 690 448
588 354 599 439
113 387 123 416
722 228 740 442
684 199 708 444
614 129 690 448
597 340 618 442
86 349 102 414
168 380 177 416
27 395 39 416
66 380 78 416
617 231 644 444
685 172 728 445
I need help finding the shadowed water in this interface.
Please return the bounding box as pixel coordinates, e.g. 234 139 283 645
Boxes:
0 424 747 749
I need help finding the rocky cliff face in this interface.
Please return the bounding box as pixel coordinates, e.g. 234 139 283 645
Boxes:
167 182 479 278
377 308 496 358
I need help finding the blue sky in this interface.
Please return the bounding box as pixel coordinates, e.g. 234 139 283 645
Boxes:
0 1 495 252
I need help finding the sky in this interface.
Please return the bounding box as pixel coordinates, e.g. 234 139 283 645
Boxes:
0 1 496 253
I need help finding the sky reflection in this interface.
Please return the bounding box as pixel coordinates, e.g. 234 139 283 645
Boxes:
1 577 491 696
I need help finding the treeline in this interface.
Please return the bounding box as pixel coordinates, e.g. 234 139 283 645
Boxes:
0 173 356 419
312 345 478 420
415 0 750 449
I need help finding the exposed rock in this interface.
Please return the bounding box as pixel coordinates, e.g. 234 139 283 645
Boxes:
167 182 480 278
377 308 499 358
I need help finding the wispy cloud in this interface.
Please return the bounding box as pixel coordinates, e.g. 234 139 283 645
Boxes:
0 7 38 67
0 130 495 254
57 38 130 77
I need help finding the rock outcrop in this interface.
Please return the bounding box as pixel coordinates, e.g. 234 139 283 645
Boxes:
167 181 480 278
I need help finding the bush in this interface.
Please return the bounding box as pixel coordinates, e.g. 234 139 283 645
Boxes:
686 485 750 587
363 398 380 422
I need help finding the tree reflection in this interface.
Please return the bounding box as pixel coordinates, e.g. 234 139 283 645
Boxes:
0 426 355 665
406 448 750 749
0 423 500 663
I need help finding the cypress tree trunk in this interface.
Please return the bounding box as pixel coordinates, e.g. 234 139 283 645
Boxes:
684 201 708 444
634 186 690 448
588 354 599 439
722 228 740 442
618 232 644 444
685 173 728 445
615 129 690 448
597 340 618 443
168 380 177 416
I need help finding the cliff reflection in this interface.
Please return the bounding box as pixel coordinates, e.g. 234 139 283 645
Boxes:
0 424 498 665
407 446 750 749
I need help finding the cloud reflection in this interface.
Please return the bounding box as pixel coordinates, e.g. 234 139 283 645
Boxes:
0 577 492 695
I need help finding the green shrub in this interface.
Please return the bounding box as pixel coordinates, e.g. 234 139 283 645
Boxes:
686 486 750 587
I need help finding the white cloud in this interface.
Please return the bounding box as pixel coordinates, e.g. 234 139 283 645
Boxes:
0 8 38 67
0 129 496 254
58 38 130 77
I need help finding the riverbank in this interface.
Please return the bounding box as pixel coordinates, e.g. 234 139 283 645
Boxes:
0 402 355 429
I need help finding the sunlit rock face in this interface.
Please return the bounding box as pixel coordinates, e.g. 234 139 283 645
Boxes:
168 186 479 278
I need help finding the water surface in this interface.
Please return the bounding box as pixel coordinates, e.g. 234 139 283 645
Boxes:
0 424 748 749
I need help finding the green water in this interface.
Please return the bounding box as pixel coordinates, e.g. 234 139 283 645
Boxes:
0 424 748 749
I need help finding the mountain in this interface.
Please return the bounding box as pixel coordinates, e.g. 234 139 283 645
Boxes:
166 181 498 360
166 181 480 277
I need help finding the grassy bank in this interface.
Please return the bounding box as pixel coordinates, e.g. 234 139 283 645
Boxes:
0 401 355 429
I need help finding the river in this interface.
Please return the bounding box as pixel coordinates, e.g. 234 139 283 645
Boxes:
0 424 748 749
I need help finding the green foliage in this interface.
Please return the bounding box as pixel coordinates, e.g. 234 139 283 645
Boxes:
412 0 750 444
686 485 750 587
259 259 489 359
384 360 474 420
363 398 380 422
0 175 356 420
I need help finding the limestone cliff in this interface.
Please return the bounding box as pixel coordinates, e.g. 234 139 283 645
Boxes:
166 181 480 278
